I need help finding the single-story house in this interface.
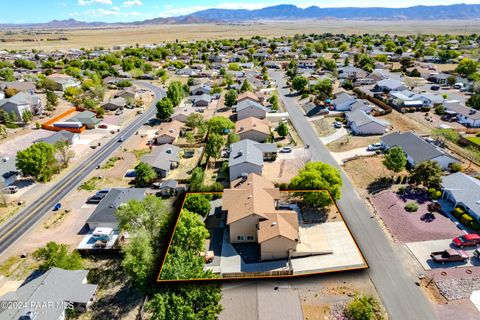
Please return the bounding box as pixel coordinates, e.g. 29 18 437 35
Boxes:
442 172 480 221
190 84 212 96
157 179 180 197
222 173 299 261
114 88 139 100
301 102 326 117
298 60 316 69
171 107 195 123
36 130 80 145
381 132 460 170
373 79 407 93
0 268 97 320
86 188 146 230
235 117 270 142
346 110 390 135
0 81 36 92
228 139 277 181
69 111 101 129
102 97 127 111
141 144 180 178
0 156 19 187
236 100 268 121
193 94 212 107
154 120 183 145
338 65 368 80
47 74 81 91
0 91 43 121
237 92 261 104
444 102 480 128
331 92 357 111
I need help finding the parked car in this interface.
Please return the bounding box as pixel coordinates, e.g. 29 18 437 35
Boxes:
452 234 480 247
125 171 137 178
334 121 342 128
3 186 18 194
367 143 384 151
280 146 292 153
53 203 62 211
96 189 110 195
86 194 105 204
430 249 469 264
115 109 123 116
99 124 108 129
431 85 440 91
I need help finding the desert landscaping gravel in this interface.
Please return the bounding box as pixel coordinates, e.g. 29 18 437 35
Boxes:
436 278 480 300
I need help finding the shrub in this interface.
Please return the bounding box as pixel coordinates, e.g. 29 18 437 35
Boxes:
397 186 406 194
461 214 474 226
449 162 462 173
433 191 442 200
405 202 419 212
470 221 480 231
452 207 465 219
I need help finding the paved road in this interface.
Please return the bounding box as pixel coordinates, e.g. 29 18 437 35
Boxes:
0 81 165 256
270 71 436 320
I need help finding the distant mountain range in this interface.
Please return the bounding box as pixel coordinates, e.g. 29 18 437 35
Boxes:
1 3 480 29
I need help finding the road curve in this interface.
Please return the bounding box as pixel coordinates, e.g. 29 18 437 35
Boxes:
0 81 165 256
270 71 436 320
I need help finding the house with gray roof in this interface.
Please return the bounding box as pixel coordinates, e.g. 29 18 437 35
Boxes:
228 139 276 181
235 100 268 121
190 84 212 96
381 132 460 170
331 92 357 111
346 110 390 135
373 79 406 93
0 91 43 122
0 156 19 187
47 74 81 91
68 111 101 129
102 96 127 111
444 102 480 128
442 172 480 221
0 268 97 320
35 130 80 146
192 94 212 107
86 188 146 230
141 144 180 178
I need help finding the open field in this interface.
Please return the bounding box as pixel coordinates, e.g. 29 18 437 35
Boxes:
2 20 480 51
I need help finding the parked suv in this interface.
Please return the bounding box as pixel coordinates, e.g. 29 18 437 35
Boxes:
452 234 480 247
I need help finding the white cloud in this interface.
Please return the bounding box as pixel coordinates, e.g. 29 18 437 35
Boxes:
123 0 142 8
78 0 112 6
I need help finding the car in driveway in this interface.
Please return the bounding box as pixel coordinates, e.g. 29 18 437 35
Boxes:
430 249 469 264
334 121 342 128
452 234 480 247
280 146 292 153
86 194 106 204
367 143 384 151
99 124 108 129
125 170 137 178
431 85 440 91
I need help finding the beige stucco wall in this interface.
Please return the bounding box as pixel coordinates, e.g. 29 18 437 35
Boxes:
260 237 297 260
229 215 259 243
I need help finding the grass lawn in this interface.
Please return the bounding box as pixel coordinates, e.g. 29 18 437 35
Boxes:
467 136 480 145
131 148 151 160
327 135 379 152
78 177 104 191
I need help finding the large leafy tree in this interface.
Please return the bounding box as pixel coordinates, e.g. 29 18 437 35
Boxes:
240 79 253 93
135 162 157 187
121 230 154 290
410 160 443 189
383 146 407 176
54 141 75 169
289 162 342 207
16 142 58 182
312 79 333 101
276 122 289 138
207 116 234 135
224 89 238 108
166 81 185 107
292 76 308 93
189 167 205 192
183 194 211 217
456 58 478 77
34 242 83 270
205 133 225 162
156 97 174 120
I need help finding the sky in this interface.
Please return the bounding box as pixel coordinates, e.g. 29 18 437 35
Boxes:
2 0 480 24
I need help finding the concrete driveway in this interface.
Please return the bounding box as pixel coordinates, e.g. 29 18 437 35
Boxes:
406 239 480 270
319 127 348 145
330 147 376 164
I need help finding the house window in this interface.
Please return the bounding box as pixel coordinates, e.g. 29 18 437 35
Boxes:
246 235 254 241
237 235 245 241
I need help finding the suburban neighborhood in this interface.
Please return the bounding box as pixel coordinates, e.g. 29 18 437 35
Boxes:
1 3 480 319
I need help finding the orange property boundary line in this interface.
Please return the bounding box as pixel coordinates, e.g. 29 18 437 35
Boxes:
156 190 368 283
42 107 86 133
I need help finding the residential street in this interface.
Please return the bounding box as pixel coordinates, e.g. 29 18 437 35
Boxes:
270 70 436 320
0 81 165 256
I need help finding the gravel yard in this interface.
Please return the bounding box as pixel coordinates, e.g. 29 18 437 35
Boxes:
371 191 460 242
436 278 480 301
0 129 55 157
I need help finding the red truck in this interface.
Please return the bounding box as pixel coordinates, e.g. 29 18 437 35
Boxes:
452 234 480 248
430 249 469 264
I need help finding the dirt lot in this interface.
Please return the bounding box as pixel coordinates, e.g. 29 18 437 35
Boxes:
380 110 432 134
312 117 336 137
263 149 310 184
3 20 480 51
327 135 379 153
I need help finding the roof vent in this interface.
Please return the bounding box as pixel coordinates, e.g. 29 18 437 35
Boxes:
248 195 253 198
271 222 277 227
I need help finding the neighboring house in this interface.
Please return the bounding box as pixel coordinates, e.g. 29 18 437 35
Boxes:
154 120 183 145
381 132 460 170
157 179 181 197
102 97 127 111
298 60 316 69
0 91 43 121
338 65 368 80
171 106 195 123
0 267 97 320
0 156 19 187
86 188 146 230
301 102 325 117
47 74 81 91
235 117 270 142
237 92 261 104
373 79 406 93
68 111 101 129
0 81 36 92
193 94 212 107
346 110 390 135
141 144 180 178
114 88 139 100
389 90 440 109
442 172 480 221
190 84 211 96
36 130 80 145
236 100 268 121
444 102 480 128
331 92 357 111
222 173 299 260
228 139 277 181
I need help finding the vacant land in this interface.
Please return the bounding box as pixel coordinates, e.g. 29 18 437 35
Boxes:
313 117 336 137
3 20 480 51
327 135 379 152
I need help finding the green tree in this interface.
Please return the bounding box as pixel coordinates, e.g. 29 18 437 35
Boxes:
0 68 15 81
434 105 445 115
54 141 75 168
171 209 209 254
121 230 154 290
46 90 58 111
205 133 224 163
156 97 174 120
224 89 238 108
16 142 58 182
240 79 253 93
167 81 185 107
313 79 333 101
21 110 33 124
33 242 83 270
289 162 342 207
185 113 205 134
410 160 443 189
456 58 478 77
189 167 205 192
467 94 480 110
183 194 211 217
226 132 240 146
276 122 289 138
207 116 234 135
292 76 308 93
383 147 407 176
344 294 384 320
135 162 157 187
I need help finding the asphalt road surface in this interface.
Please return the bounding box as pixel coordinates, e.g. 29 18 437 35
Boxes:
0 81 165 256
270 71 436 320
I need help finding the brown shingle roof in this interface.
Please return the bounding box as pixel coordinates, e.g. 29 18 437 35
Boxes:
157 120 183 139
235 117 270 135
237 91 260 103
257 211 299 243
